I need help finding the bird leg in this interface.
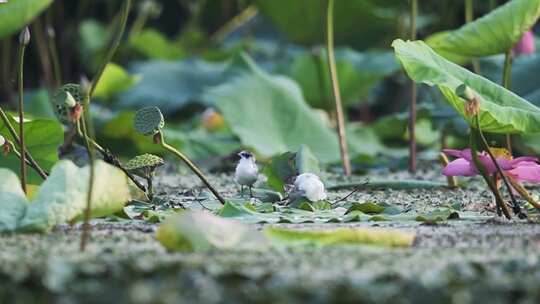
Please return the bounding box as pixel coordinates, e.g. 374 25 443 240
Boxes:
249 186 253 198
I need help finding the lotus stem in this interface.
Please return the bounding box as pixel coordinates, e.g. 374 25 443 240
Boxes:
89 0 132 97
79 84 96 252
407 0 418 173
74 121 149 197
31 19 54 92
17 28 30 193
469 129 511 219
45 13 62 87
474 116 522 217
326 0 351 176
465 0 481 74
439 152 458 188
502 48 513 153
210 5 258 43
158 133 226 205
5 140 34 168
506 175 540 212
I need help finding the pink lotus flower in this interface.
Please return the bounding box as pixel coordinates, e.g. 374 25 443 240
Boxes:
513 30 535 56
442 148 540 183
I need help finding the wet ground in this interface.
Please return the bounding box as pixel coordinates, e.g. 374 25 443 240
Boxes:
1 163 540 303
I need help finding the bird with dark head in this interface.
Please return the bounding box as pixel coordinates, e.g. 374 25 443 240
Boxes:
235 150 258 197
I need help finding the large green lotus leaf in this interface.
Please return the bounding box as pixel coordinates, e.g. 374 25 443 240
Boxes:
18 160 131 232
118 59 229 114
427 0 540 58
254 0 400 50
286 49 399 111
392 39 540 134
0 0 53 38
205 56 341 163
480 54 540 106
0 169 28 231
0 116 63 185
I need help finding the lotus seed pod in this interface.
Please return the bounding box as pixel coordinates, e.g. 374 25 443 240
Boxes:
134 107 165 136
58 91 77 108
126 154 164 171
53 84 83 124
455 84 475 101
19 27 30 45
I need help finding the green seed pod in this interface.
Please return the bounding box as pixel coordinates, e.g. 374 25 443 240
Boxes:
455 84 475 101
53 84 83 124
125 153 164 177
134 106 165 136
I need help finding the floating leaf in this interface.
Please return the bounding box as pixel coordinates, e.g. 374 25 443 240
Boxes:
427 0 540 59
0 116 63 185
157 211 268 252
265 227 415 248
346 202 385 215
0 0 53 39
415 208 460 223
206 54 340 162
393 39 540 134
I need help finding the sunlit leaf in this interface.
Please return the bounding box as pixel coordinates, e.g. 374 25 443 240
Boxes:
265 227 415 248
0 116 62 185
93 63 141 101
427 0 540 59
393 39 540 134
129 28 185 60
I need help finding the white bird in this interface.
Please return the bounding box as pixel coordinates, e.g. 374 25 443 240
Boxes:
0 135 4 147
293 173 327 202
235 151 258 197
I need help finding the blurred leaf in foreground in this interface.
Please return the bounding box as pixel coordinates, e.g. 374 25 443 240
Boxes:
0 160 131 233
157 211 415 252
93 63 141 101
0 0 53 39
